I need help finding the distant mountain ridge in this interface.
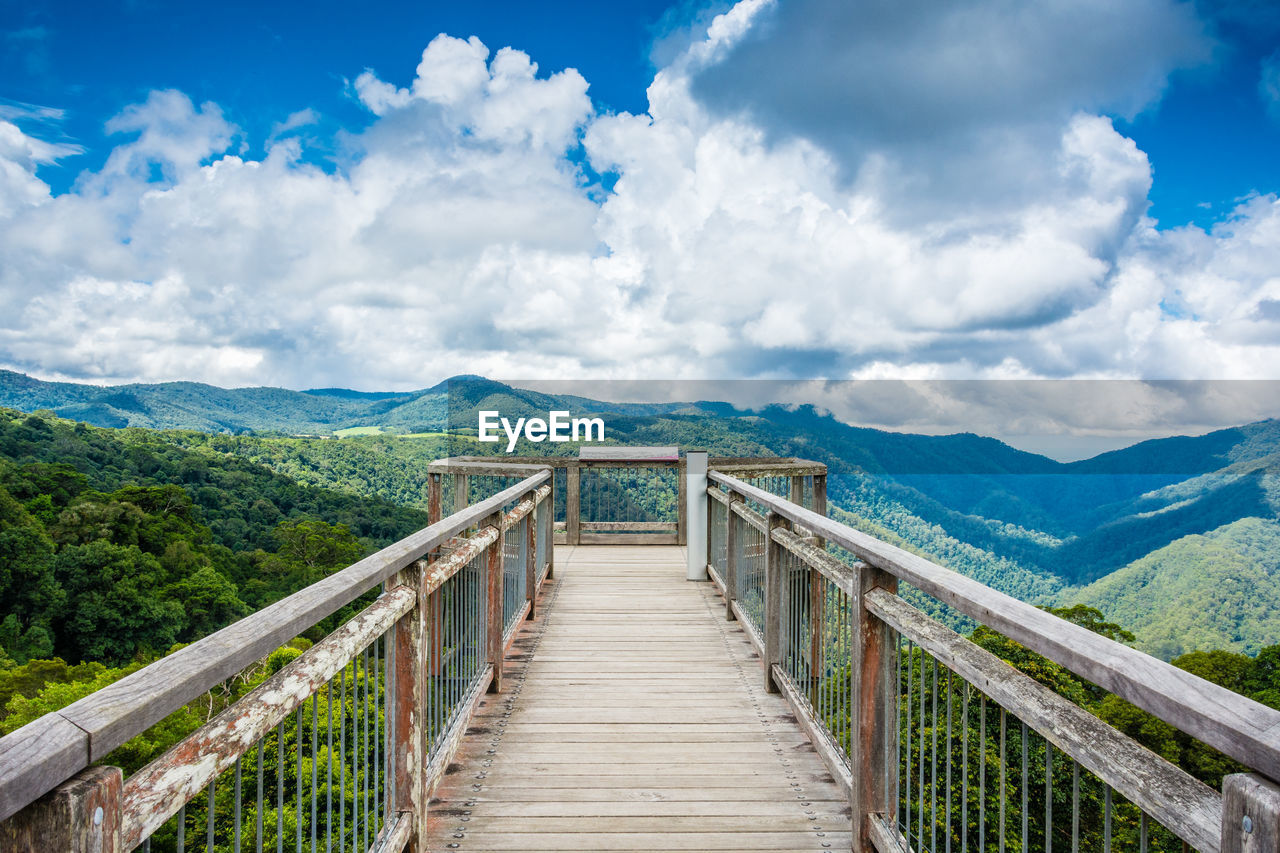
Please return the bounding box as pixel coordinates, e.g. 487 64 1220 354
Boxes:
4 370 1278 658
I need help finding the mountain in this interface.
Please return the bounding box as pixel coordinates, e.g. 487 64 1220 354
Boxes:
1065 518 1280 658
4 371 1278 657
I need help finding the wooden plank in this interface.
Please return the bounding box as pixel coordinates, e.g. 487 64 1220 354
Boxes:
424 666 494 798
424 544 848 852
1221 773 1280 853
867 814 913 853
579 446 679 461
579 533 680 545
119 586 415 850
566 463 580 545
485 510 505 694
853 563 897 853
0 715 89 825
770 526 855 596
763 512 783 693
864 588 1222 853
770 664 852 799
392 562 426 852
0 766 121 853
709 469 1280 781
729 499 768 534
581 522 676 531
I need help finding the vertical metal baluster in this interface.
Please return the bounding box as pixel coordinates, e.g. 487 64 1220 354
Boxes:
256 740 264 853
363 645 370 851
1071 761 1079 853
1021 721 1029 853
373 637 381 835
896 634 903 828
962 683 969 853
206 777 215 853
276 720 284 853
918 651 926 849
296 705 303 853
932 657 938 853
1104 786 1112 853
946 670 953 853
234 756 242 853
340 666 346 851
1046 741 1053 853
178 804 186 853
999 708 1006 853
905 640 913 836
312 691 318 852
1140 812 1148 853
327 681 333 853
979 696 986 853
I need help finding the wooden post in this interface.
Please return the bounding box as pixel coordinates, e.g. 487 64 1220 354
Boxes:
454 473 469 515
763 511 786 693
525 490 537 620
809 564 823 709
813 473 828 550
1222 773 1280 853
484 510 505 694
391 559 427 851
0 766 122 853
789 474 805 508
566 462 581 545
427 473 442 526
685 451 707 580
724 491 742 621
851 562 899 853
546 469 555 579
676 459 688 546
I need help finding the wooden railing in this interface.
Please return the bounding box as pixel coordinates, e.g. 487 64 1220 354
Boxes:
0 469 553 852
704 468 1280 853
428 454 824 546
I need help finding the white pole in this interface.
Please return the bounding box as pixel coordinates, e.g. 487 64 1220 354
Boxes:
686 450 708 581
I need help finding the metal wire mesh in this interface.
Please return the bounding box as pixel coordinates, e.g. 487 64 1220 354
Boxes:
137 632 392 853
426 544 488 763
502 511 529 640
776 543 853 766
535 494 551 582
579 466 678 535
893 638 1189 853
731 509 767 637
708 498 727 577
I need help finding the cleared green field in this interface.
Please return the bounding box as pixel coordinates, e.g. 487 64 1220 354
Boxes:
332 426 387 436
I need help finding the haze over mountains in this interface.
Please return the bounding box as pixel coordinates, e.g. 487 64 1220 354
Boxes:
3 370 1277 659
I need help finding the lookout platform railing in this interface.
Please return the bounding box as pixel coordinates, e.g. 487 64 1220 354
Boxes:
0 450 1277 853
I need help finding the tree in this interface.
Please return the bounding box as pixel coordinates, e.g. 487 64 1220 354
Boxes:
52 541 187 664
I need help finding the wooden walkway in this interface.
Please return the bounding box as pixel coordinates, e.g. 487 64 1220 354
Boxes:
424 545 851 851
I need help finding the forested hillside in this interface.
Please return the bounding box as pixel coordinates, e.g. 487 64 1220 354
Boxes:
4 374 1279 659
0 407 431 769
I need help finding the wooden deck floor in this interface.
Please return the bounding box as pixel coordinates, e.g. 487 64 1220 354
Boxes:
424 545 851 852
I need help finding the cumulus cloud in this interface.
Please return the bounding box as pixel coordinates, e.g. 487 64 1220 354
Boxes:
0 3 1278 393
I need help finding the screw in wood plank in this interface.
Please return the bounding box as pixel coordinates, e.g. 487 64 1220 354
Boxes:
1243 814 1253 833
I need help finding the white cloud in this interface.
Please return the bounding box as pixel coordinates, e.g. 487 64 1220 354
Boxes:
0 3 1278 392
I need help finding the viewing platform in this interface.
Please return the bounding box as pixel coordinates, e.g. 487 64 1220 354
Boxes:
424 545 849 851
0 450 1277 853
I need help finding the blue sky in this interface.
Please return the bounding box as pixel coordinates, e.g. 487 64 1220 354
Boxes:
6 0 1277 228
2 0 1280 391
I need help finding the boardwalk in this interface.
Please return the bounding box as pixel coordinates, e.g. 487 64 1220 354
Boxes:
425 545 851 852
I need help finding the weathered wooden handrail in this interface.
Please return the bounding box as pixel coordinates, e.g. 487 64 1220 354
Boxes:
706 469 1280 853
119 585 418 850
708 470 1280 782
0 468 550 827
866 587 1222 853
